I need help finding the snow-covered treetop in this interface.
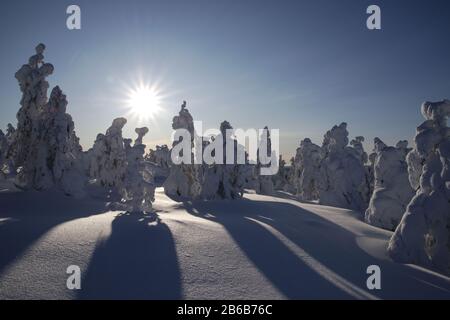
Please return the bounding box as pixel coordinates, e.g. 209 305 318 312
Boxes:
396 140 409 150
421 99 450 125
322 122 348 151
134 127 149 146
373 137 387 153
106 117 127 136
172 101 195 138
47 86 68 114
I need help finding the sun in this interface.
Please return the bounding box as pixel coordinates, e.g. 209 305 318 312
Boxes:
127 84 162 120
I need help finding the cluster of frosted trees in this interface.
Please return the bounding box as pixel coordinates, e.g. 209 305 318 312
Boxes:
0 44 155 212
1 44 449 274
285 103 450 274
163 102 250 200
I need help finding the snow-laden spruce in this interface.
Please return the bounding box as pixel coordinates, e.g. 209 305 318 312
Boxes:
388 100 450 274
86 119 155 211
317 123 368 211
0 124 16 178
11 44 86 196
292 138 323 201
163 101 202 199
146 145 170 170
145 144 171 182
365 138 414 231
87 117 128 188
200 120 247 199
121 128 155 212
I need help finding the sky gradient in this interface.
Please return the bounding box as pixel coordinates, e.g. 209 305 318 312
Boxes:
0 0 449 160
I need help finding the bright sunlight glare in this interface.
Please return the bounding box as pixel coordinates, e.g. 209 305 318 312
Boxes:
127 84 162 120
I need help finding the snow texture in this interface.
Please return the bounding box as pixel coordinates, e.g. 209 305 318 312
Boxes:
1 187 449 299
388 100 450 274
317 123 368 211
365 138 414 231
87 117 128 189
292 138 323 201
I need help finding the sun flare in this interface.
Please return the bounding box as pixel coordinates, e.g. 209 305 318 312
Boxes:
127 84 162 120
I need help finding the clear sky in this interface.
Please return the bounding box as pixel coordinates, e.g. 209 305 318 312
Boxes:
0 0 449 160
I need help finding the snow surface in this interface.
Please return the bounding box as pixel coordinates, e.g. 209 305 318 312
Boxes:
0 185 449 300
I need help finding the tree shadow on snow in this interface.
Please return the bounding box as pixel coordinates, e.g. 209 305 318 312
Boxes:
0 189 110 276
181 199 450 299
78 212 182 299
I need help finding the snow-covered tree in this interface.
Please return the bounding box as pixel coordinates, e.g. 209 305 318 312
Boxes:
388 100 450 274
365 138 414 230
317 123 368 211
200 120 247 199
12 44 86 196
350 136 368 164
121 127 155 212
87 121 155 212
146 145 170 169
164 101 202 198
272 155 290 191
145 144 171 181
292 138 323 201
87 117 127 188
366 151 377 201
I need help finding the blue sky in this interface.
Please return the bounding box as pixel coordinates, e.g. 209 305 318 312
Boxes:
0 0 449 159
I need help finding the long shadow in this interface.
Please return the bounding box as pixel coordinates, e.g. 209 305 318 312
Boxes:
182 199 450 299
78 212 182 299
0 189 109 276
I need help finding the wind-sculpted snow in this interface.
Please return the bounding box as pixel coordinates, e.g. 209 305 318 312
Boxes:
388 100 450 274
317 123 368 211
1 187 450 299
365 138 414 231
